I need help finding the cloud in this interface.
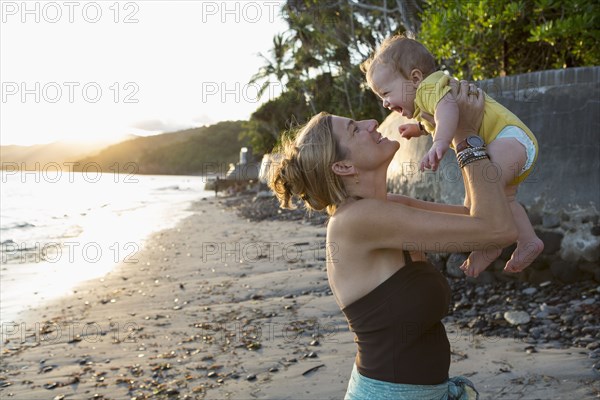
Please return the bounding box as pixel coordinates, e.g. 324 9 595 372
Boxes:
192 114 215 125
131 119 195 133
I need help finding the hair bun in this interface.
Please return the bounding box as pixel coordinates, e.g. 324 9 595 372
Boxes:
267 112 348 216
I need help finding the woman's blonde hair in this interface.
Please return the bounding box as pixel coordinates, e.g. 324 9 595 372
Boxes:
268 112 349 216
361 35 436 88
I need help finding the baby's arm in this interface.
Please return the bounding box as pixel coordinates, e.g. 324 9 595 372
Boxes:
399 123 426 140
420 94 459 171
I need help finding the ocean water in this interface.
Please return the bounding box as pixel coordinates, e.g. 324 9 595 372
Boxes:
0 170 212 323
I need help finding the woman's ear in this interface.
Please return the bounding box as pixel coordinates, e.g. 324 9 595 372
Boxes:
331 161 355 177
410 69 423 87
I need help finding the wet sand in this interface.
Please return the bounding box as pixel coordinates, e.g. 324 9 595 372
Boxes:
1 198 598 399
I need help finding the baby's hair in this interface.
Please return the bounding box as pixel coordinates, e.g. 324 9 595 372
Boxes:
268 112 349 216
361 35 437 88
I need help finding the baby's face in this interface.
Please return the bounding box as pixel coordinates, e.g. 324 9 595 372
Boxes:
370 65 417 119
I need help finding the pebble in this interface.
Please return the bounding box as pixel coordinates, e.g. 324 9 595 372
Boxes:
504 311 531 325
525 345 538 354
522 287 538 296
586 342 599 350
246 374 256 381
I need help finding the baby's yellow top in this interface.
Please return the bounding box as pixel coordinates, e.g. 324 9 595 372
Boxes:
413 71 538 183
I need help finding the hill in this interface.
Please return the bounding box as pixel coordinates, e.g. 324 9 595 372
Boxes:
0 136 136 169
73 121 249 175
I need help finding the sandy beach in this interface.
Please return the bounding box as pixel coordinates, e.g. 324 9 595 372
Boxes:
1 197 598 399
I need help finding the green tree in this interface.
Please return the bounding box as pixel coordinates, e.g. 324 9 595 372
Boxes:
241 90 310 155
244 0 599 155
419 0 599 80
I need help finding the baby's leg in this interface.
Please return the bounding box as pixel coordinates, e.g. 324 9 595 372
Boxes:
504 188 544 272
488 137 543 272
461 136 542 277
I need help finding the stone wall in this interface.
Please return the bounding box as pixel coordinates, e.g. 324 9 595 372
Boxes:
382 67 600 284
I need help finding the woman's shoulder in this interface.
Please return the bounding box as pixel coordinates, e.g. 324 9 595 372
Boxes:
328 198 394 235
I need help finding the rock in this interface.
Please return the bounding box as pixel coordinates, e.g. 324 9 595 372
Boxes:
525 345 538 353
560 314 575 323
522 287 538 296
550 260 587 283
255 191 274 199
527 269 554 284
489 259 506 272
579 262 600 274
475 271 496 284
246 374 256 381
528 210 543 226
427 253 446 271
539 303 560 315
542 213 561 229
586 342 600 351
537 231 563 255
504 311 531 325
560 228 600 263
446 253 468 278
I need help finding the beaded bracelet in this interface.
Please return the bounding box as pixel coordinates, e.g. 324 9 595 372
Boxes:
461 155 490 167
456 146 489 168
457 148 487 165
456 147 485 164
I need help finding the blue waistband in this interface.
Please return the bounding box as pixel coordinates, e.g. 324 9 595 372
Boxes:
345 364 479 400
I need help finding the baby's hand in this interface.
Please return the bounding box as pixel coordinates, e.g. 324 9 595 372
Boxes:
398 123 424 140
420 140 451 171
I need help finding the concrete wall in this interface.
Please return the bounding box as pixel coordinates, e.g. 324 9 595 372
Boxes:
381 67 600 281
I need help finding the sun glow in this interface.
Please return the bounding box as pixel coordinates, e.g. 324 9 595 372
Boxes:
0 1 288 146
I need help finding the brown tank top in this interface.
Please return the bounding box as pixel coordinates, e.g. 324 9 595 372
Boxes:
341 251 451 384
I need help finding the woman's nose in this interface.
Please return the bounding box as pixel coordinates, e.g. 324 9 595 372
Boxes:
382 99 390 108
367 119 379 131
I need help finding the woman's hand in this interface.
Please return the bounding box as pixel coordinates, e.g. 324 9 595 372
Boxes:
449 80 485 144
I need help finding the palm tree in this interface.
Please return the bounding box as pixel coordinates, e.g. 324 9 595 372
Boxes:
249 33 294 100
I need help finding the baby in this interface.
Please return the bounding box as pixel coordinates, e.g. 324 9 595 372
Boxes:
361 35 543 277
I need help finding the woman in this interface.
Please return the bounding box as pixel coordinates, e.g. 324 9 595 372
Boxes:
269 81 517 399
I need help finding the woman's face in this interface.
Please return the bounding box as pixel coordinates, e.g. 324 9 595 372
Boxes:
330 116 399 171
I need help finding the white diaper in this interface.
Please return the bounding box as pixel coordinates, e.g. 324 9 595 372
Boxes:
495 125 536 175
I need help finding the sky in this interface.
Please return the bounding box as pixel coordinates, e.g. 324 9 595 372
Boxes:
0 0 288 146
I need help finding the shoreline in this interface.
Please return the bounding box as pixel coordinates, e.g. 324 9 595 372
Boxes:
0 174 210 324
1 195 598 399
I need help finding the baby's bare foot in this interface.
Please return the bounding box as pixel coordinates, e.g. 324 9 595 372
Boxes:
460 247 502 278
504 238 544 273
